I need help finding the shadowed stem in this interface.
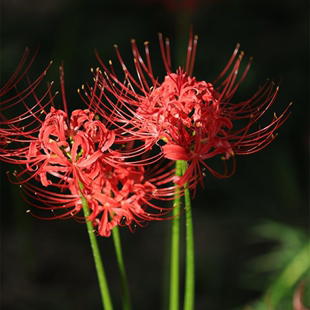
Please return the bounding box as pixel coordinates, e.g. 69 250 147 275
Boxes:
79 182 113 310
181 161 195 310
112 225 132 310
169 160 183 310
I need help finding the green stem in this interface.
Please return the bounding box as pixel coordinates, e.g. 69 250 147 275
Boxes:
181 161 195 310
169 160 183 310
112 225 132 310
79 182 113 310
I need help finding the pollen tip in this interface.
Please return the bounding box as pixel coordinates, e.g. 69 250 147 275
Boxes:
221 156 226 161
55 91 59 95
276 86 280 90
50 81 54 85
289 101 293 106
109 60 112 65
144 41 149 45
131 38 136 43
158 32 163 36
250 56 254 60
230 150 235 156
194 35 198 40
6 171 9 174
81 84 84 89
113 44 118 48
25 47 29 52
77 89 80 93
90 68 94 72
26 210 31 213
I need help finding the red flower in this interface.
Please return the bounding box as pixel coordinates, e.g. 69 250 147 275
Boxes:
1 53 179 236
86 29 291 187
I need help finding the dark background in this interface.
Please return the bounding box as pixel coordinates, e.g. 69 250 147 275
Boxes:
0 0 309 309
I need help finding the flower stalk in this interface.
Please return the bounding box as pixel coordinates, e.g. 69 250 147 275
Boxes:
169 160 183 310
181 161 195 310
112 225 132 310
79 182 113 310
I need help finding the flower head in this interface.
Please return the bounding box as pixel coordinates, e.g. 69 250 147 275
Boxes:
1 53 179 236
86 29 291 187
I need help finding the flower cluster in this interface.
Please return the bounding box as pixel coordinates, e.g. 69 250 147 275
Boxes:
1 30 290 235
83 30 291 191
1 56 176 237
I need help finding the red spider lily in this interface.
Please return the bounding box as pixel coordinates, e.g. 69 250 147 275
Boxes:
1 52 181 236
84 28 291 187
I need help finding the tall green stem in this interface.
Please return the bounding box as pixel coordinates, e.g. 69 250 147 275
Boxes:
112 225 132 310
181 161 195 310
169 160 183 310
79 182 113 310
